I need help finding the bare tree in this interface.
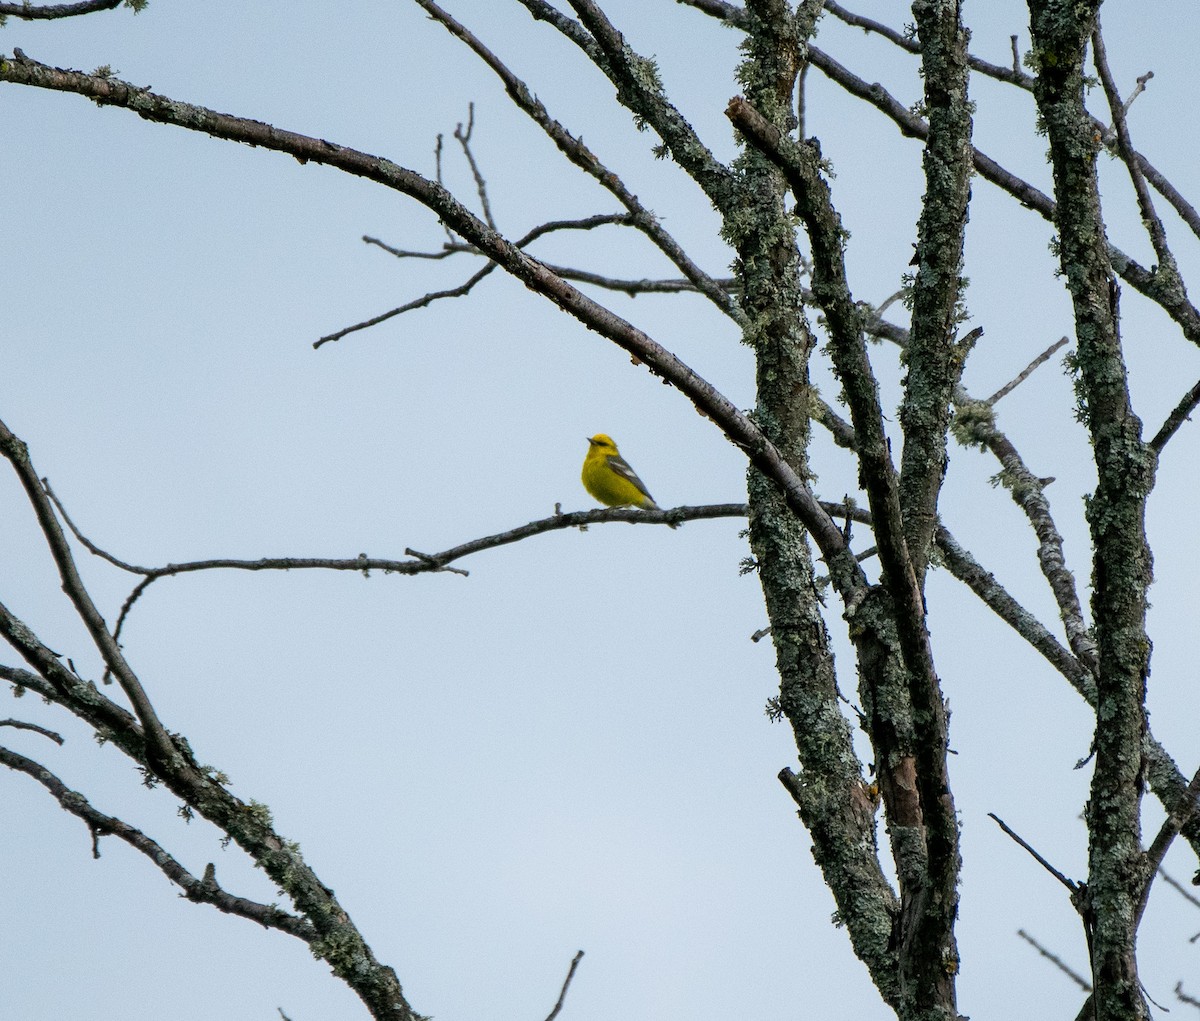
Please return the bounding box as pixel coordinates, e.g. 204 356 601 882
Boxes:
2 3 1198 1020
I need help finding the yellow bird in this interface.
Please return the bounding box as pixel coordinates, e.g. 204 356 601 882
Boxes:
581 434 670 519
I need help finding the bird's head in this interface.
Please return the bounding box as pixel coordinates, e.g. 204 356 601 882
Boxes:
587 434 619 453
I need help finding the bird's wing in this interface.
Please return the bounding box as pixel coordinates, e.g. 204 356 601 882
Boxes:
607 452 656 504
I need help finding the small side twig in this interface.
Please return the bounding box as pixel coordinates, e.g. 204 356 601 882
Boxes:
403 549 470 577
986 337 1069 405
320 213 643 347
454 103 496 230
988 812 1082 899
1092 24 1174 275
1177 982 1200 1010
544 950 584 1021
1017 929 1093 992
1157 867 1200 911
0 718 65 744
42 477 146 573
1149 377 1200 454
0 743 313 937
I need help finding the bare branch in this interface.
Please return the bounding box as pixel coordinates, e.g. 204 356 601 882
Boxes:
0 416 178 767
0 609 420 1021
0 718 64 744
543 950 585 1021
951 395 1098 674
825 1 1025 86
0 54 864 570
317 261 499 346
1157 868 1200 912
899 0 975 581
532 262 731 296
934 526 1094 697
536 0 740 207
366 212 635 262
413 1 745 324
1092 24 1177 280
1149 378 1200 455
988 813 1082 900
727 92 935 692
362 237 462 259
1017 929 1093 992
333 214 652 345
42 476 143 573
453 103 496 230
805 43 1200 347
0 743 314 938
824 1 1200 243
986 337 1069 405
1176 983 1200 1011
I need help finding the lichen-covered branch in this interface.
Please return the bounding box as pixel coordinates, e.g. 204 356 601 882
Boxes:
891 5 972 1005
823 1 1200 244
899 0 973 583
0 422 419 1021
513 0 740 213
735 0 900 1004
0 744 315 939
1027 3 1156 1017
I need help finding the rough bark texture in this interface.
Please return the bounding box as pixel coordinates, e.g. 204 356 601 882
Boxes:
737 0 901 1003
1026 2 1156 1018
899 0 973 585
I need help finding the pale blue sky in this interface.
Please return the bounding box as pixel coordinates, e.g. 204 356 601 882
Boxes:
3 2 1199 1019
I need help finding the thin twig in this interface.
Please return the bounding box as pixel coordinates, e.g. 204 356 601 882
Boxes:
403 549 470 577
413 0 745 325
433 133 456 248
0 718 65 744
454 103 496 230
1017 929 1093 992
1157 867 1200 911
0 417 178 767
364 213 634 262
42 477 145 573
986 338 1069 405
1177 982 1200 1010
988 813 1081 898
1149 377 1200 454
1092 24 1175 277
543 950 584 1021
361 237 462 260
323 213 686 346
0 744 314 937
316 262 499 346
532 262 730 296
